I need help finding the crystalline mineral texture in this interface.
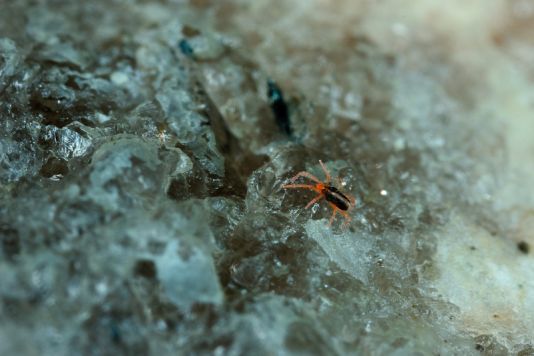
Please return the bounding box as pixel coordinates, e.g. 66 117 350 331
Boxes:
1 0 534 355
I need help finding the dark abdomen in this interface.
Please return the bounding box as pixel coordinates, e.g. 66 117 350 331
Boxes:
323 186 350 211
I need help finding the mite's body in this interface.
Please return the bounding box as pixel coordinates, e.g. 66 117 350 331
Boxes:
323 185 351 211
282 160 355 226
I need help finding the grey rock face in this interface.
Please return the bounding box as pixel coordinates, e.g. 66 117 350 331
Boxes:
1 1 534 355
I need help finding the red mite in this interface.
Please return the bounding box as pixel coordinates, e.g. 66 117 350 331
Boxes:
282 160 355 226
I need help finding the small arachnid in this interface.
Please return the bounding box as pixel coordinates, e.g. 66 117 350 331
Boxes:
282 160 355 226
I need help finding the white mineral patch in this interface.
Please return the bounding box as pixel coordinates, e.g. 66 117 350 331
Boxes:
110 71 129 86
429 213 534 348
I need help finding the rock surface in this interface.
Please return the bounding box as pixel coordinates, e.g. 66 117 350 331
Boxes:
1 0 534 355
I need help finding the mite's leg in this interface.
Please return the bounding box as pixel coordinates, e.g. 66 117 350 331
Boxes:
319 160 331 183
328 205 338 226
289 171 322 184
305 194 324 209
281 184 317 191
340 210 352 227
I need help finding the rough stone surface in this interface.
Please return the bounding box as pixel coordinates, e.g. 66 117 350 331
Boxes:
1 0 534 355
